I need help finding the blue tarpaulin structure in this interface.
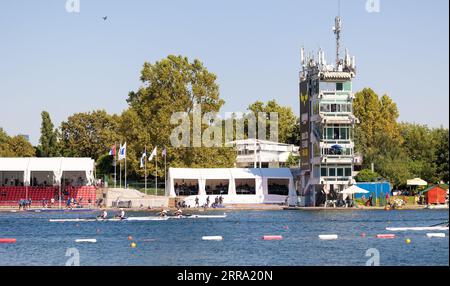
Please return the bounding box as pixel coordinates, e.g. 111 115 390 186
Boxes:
354 182 392 199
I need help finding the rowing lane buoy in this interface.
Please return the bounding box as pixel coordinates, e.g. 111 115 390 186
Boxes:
202 236 223 241
263 235 283 241
319 234 338 240
376 234 396 239
0 238 16 243
426 233 446 238
75 239 97 243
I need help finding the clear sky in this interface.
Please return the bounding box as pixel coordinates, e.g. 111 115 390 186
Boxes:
0 0 448 145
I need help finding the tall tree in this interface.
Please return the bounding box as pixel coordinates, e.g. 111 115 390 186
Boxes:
353 88 409 187
127 55 235 170
247 99 298 144
0 128 35 157
38 111 59 157
399 123 437 183
432 127 449 183
59 110 120 160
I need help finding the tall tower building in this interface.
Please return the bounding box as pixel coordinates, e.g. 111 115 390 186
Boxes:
298 16 358 206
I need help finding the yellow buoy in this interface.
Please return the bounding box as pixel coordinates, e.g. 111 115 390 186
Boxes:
130 242 137 248
405 238 411 244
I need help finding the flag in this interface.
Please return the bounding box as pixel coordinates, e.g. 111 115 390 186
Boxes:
140 149 147 168
108 145 116 157
148 147 157 161
118 142 127 160
162 147 166 157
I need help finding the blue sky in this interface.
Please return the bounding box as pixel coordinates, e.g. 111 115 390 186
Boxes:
0 0 448 145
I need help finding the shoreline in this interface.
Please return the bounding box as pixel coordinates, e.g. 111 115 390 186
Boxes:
1 203 448 213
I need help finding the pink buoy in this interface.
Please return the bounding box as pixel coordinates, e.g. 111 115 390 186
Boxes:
376 234 396 239
263 235 283 241
360 232 366 237
0 238 16 243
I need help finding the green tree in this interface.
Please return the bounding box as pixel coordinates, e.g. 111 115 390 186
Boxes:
8 136 36 157
399 123 438 183
432 127 449 183
285 153 300 168
0 128 35 157
59 110 120 160
127 55 235 171
247 99 298 143
353 88 408 187
355 169 380 182
38 111 59 157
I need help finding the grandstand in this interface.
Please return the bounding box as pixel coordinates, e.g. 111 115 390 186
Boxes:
0 158 96 208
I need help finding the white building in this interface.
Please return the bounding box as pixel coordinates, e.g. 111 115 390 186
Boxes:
227 139 299 168
166 167 298 206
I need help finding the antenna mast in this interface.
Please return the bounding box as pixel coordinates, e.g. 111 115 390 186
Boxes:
333 0 342 67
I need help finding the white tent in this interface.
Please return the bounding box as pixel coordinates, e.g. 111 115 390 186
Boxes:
167 167 297 206
0 157 95 186
341 185 369 194
407 178 427 186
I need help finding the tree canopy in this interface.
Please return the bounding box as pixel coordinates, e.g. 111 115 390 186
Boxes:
37 111 60 157
0 128 35 157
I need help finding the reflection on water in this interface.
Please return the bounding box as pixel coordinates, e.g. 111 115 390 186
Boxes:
0 209 448 266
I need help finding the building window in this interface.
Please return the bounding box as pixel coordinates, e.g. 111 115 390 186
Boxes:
329 168 336 177
337 168 344 177
235 179 256 195
267 179 289 196
321 168 327 177
345 168 352 177
336 82 343 91
205 179 229 195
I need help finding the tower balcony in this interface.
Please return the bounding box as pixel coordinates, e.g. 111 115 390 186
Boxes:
318 113 359 124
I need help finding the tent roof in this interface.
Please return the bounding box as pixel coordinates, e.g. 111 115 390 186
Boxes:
169 168 293 180
341 185 369 194
0 158 94 172
406 178 428 186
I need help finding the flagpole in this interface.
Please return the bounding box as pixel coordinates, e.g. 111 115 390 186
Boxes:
119 159 122 189
164 147 167 196
114 142 117 188
144 147 147 195
155 147 158 196
125 145 127 189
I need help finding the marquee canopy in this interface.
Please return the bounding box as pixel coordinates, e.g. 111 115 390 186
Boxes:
0 157 95 185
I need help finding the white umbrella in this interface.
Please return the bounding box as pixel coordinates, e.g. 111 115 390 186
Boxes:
406 178 427 186
341 185 369 195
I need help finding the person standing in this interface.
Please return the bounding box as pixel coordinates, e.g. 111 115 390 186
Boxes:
195 196 199 208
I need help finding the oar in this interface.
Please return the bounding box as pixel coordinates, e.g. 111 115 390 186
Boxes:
429 220 449 227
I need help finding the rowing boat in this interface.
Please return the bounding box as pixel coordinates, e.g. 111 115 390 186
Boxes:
49 217 169 222
167 213 227 219
386 226 449 231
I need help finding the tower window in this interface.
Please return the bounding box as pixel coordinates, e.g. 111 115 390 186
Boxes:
336 82 343 91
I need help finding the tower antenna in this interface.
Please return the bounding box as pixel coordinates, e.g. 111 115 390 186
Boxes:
333 2 342 68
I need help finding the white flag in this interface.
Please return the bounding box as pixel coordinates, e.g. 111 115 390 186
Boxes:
118 142 127 160
140 149 147 168
148 147 157 161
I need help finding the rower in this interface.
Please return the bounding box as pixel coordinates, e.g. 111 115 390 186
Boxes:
159 209 168 217
117 208 126 220
174 208 183 217
97 209 108 220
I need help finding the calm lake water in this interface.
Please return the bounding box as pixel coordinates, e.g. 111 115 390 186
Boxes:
0 209 448 266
